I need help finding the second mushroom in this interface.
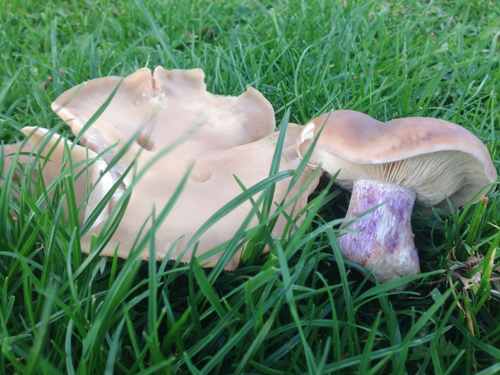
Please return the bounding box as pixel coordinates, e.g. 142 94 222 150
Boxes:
297 110 497 284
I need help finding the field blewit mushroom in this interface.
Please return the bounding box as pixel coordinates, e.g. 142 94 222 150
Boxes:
297 110 497 284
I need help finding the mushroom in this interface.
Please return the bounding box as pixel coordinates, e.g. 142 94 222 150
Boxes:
296 110 497 284
51 67 320 270
1 127 112 225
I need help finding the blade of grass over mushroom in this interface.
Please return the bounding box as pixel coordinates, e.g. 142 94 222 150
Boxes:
281 177 336 262
286 111 332 196
261 109 290 219
82 121 194 239
83 158 195 282
240 110 291 263
457 183 497 226
76 124 161 235
0 145 23 240
62 169 82 259
53 79 123 149
231 176 267 265
207 185 283 281
183 168 290 252
241 167 323 266
191 170 294 275
68 193 130 284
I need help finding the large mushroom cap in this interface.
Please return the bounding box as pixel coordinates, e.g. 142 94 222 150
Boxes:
52 67 320 269
297 110 497 213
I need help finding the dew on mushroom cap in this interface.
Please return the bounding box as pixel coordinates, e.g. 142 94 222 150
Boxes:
297 110 497 285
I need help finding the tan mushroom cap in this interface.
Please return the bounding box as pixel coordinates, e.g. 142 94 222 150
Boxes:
52 67 320 269
1 127 112 225
297 110 497 213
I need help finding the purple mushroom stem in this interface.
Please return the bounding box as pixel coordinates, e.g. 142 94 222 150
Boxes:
337 179 420 284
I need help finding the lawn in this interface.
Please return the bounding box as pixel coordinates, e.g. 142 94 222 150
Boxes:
1 0 500 374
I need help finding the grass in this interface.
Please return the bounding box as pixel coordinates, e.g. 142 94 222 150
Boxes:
1 0 500 373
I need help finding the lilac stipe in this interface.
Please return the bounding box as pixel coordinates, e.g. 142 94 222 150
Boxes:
337 179 420 284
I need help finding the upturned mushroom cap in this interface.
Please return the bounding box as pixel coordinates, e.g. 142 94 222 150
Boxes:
1 127 112 225
297 110 497 213
52 68 320 269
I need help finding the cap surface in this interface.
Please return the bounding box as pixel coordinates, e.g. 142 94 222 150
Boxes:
79 124 319 269
297 110 497 212
52 68 320 269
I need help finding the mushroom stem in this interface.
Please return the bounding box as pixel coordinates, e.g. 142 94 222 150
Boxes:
337 179 420 284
